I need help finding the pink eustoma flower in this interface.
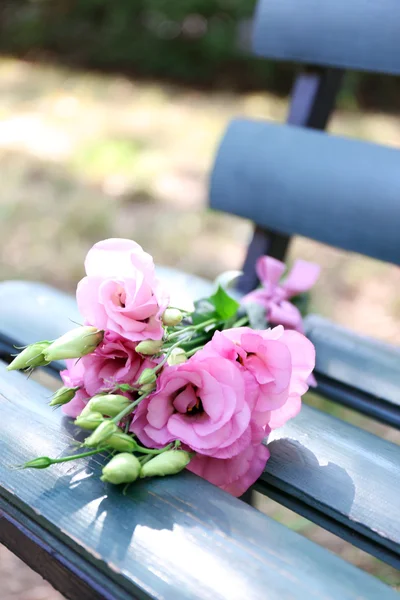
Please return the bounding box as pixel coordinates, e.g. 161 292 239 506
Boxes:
188 431 270 497
130 354 256 458
244 256 320 332
60 331 155 417
77 238 169 342
130 353 270 496
201 326 315 429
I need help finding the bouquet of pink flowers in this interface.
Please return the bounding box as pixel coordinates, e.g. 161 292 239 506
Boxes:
8 239 318 496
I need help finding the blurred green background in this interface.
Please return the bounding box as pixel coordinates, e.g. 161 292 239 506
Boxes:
0 1 399 596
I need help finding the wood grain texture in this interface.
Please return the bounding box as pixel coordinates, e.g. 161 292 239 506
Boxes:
210 119 400 265
253 0 400 74
305 316 400 407
0 499 132 600
305 315 400 428
0 364 398 600
262 404 400 568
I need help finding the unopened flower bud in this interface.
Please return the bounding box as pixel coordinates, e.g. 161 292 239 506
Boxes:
140 450 191 479
106 432 137 452
167 347 187 366
74 411 104 430
22 456 52 469
88 394 132 418
162 308 183 327
135 339 163 356
83 420 118 447
100 453 141 485
116 383 134 392
139 382 156 395
44 326 104 361
49 386 80 407
79 394 106 417
138 368 157 386
7 342 51 371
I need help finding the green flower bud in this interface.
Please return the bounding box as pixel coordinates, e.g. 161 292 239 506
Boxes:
88 394 132 417
140 450 191 479
106 432 137 452
138 368 157 386
100 453 141 485
167 347 187 366
7 341 51 371
78 394 106 417
74 411 104 430
22 456 52 469
162 308 183 327
116 383 134 392
49 386 80 407
83 420 118 447
44 326 104 361
139 382 156 395
135 339 163 356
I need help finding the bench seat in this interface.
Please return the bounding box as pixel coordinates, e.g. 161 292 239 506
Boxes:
0 274 399 570
1 364 398 600
305 315 400 428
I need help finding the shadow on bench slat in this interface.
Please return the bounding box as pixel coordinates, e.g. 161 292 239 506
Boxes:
260 405 400 569
0 365 397 600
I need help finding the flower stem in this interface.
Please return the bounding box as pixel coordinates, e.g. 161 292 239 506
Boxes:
166 318 217 341
231 316 249 328
186 346 204 357
51 448 108 464
135 442 173 455
110 391 151 424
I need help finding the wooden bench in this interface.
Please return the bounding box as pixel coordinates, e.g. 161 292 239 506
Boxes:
1 0 400 597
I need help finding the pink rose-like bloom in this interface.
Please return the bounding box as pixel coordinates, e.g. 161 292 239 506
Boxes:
60 331 155 418
60 358 89 418
130 326 315 496
131 354 255 456
189 432 270 497
76 238 169 342
243 256 320 333
130 353 270 496
202 326 315 429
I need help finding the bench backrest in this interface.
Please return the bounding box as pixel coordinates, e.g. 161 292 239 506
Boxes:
210 0 400 292
253 0 400 74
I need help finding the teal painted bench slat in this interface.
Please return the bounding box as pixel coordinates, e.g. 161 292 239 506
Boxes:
210 119 400 266
304 316 400 427
0 364 397 600
305 316 400 408
253 0 400 74
262 405 400 568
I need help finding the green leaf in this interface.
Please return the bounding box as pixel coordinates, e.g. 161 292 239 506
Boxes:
245 302 268 330
208 285 240 320
191 298 218 326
